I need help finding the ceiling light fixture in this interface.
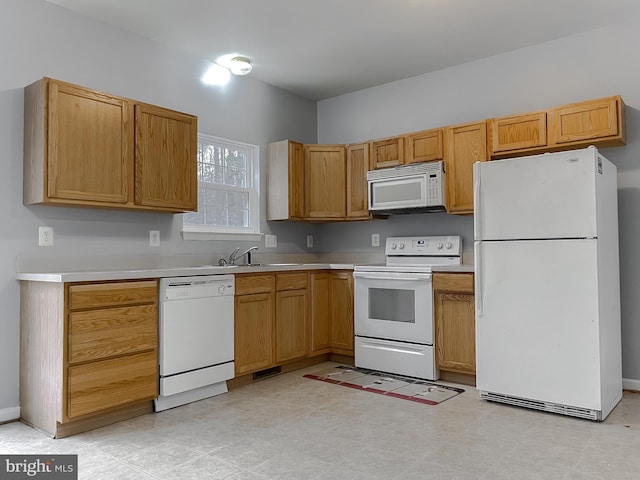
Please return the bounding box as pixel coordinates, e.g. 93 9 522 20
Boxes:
229 56 252 76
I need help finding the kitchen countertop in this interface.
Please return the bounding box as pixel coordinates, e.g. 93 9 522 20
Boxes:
16 261 474 283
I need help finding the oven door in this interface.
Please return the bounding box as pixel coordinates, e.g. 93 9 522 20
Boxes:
354 270 433 344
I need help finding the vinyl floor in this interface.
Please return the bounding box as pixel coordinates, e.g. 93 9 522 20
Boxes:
2 362 640 479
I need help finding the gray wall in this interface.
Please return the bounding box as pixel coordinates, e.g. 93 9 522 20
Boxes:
317 18 640 386
0 0 319 415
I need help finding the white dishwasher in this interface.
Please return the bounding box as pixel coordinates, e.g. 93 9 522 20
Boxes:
155 274 235 412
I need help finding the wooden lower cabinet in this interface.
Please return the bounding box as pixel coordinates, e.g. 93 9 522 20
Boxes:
310 273 331 353
329 271 354 354
235 270 355 376
234 275 276 376
275 273 309 363
310 271 354 355
235 272 310 375
433 273 476 376
20 279 159 438
234 292 275 375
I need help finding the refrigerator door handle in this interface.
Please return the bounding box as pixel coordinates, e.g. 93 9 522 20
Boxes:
473 162 482 240
474 241 483 318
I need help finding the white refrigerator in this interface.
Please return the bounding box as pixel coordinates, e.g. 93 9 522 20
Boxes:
474 146 622 421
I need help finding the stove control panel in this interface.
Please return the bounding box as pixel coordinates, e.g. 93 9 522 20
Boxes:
385 236 462 256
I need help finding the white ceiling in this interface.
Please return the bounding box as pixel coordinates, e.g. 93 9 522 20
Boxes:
46 0 639 100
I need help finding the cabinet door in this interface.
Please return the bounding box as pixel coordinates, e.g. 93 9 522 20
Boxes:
305 145 346 219
549 96 624 146
370 136 404 169
488 112 547 157
134 103 197 212
275 289 309 363
310 272 331 353
434 292 476 374
47 79 133 205
434 274 475 375
404 128 444 164
445 122 487 215
330 272 354 353
234 293 274 375
346 143 370 219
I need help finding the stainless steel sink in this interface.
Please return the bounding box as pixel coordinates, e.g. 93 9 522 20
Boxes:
188 265 239 269
236 263 299 267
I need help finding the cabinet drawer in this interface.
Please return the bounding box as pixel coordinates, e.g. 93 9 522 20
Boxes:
235 274 275 295
67 351 158 419
68 281 157 310
68 304 158 364
276 272 309 291
433 273 474 293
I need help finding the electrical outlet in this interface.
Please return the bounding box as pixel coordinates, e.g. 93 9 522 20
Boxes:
38 227 54 246
265 234 277 248
371 233 380 247
149 230 160 247
307 235 313 248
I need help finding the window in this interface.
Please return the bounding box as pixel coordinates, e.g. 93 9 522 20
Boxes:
182 134 260 240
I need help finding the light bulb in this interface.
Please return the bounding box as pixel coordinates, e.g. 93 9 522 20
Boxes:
229 57 252 76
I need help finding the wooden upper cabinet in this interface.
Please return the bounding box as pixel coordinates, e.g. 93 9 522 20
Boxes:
488 111 547 157
488 96 625 159
548 96 625 147
23 77 197 213
134 103 197 211
24 78 133 207
346 143 371 219
370 136 404 169
444 122 486 215
404 128 444 164
266 140 305 221
304 144 347 219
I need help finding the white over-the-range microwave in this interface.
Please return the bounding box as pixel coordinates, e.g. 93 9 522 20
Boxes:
367 160 446 214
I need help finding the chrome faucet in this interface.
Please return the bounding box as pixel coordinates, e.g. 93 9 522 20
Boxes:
227 245 259 265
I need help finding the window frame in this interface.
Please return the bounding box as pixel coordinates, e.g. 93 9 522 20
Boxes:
182 133 262 241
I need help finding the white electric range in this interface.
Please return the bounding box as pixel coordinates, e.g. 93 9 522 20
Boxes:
353 235 462 380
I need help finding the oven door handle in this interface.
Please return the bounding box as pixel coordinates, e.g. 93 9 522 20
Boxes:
359 340 427 355
353 272 432 281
